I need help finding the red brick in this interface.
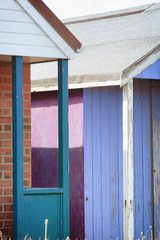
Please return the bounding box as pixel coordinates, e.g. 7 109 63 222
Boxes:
4 157 12 163
24 164 31 172
0 165 12 172
0 109 2 115
4 141 12 147
23 77 31 85
4 172 12 179
0 92 2 99
23 101 31 108
23 93 31 101
0 84 12 92
23 132 31 140
4 204 13 211
0 101 12 107
0 220 3 228
24 148 31 156
23 141 31 148
0 156 2 163
0 140 2 147
0 77 2 84
0 117 12 124
24 171 31 179
0 196 12 203
4 220 13 228
0 188 3 195
0 68 12 76
23 117 31 124
0 148 12 156
0 132 12 139
24 180 31 188
3 77 12 84
3 92 12 100
23 69 30 78
0 125 2 131
3 109 12 116
4 189 12 196
23 108 31 116
0 228 13 236
4 125 12 132
23 64 30 70
2 62 12 68
0 180 12 187
24 156 31 163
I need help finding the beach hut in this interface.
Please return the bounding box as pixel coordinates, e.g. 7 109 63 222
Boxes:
31 3 160 239
0 0 82 239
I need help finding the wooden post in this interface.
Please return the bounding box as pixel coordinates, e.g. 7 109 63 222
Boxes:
58 59 69 238
123 79 134 240
12 56 24 240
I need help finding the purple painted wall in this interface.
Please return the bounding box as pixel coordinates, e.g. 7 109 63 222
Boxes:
31 89 84 239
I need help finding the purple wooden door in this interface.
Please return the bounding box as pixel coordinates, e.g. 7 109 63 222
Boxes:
31 89 84 239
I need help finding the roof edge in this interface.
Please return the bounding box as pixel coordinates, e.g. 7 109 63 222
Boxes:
120 44 160 86
27 0 82 53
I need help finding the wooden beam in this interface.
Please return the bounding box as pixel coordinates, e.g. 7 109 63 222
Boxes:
12 56 24 240
123 79 134 239
58 59 69 238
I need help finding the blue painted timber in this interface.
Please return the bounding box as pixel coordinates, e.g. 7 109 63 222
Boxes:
12 56 24 240
133 79 152 239
83 87 123 240
135 59 160 79
58 59 69 239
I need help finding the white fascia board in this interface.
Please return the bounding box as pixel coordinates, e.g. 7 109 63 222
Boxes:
16 0 75 60
120 44 160 86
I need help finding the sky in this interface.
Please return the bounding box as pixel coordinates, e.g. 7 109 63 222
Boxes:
43 0 160 19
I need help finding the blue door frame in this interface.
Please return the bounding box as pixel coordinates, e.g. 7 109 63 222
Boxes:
12 57 69 240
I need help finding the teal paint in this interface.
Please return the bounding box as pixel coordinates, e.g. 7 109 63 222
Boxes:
12 56 24 240
58 59 69 238
24 194 62 240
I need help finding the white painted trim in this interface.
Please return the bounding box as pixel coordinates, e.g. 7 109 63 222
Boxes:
31 79 120 92
16 0 75 60
123 79 134 240
121 45 160 86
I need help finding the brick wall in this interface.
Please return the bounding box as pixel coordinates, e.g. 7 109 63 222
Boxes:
0 61 31 237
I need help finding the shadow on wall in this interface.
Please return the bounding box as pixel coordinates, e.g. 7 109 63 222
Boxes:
32 147 84 240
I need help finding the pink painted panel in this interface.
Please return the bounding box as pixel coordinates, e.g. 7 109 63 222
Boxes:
31 89 84 239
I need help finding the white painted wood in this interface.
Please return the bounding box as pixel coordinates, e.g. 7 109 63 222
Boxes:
16 0 75 59
0 0 74 59
123 79 134 240
0 44 66 59
121 45 160 86
0 21 45 35
0 32 55 47
0 0 22 11
0 9 33 23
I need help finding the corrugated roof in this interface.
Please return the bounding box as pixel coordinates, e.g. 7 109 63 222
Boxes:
31 3 160 90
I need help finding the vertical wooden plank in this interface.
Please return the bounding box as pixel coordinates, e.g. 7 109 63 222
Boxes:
152 80 160 239
142 80 152 239
83 88 93 240
58 59 69 238
12 56 24 240
133 79 144 239
123 80 134 240
92 88 102 240
109 87 119 239
118 87 123 240
101 87 110 240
